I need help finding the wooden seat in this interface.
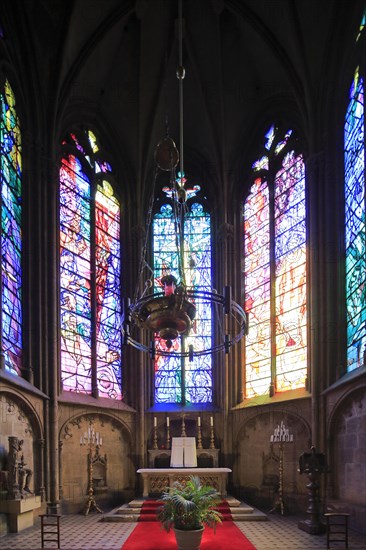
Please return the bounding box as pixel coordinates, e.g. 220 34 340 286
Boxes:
40 514 61 549
324 512 350 550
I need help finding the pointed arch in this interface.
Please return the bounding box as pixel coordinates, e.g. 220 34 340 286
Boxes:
243 125 307 398
59 129 122 399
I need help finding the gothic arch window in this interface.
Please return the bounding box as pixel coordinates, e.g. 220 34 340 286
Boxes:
59 130 122 398
243 125 307 398
152 185 212 404
344 65 365 372
1 79 22 375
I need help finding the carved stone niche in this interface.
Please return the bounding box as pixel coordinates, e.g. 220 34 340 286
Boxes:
260 444 280 499
91 448 108 493
0 437 41 532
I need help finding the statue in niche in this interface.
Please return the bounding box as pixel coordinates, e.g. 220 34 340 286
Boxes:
6 436 33 499
18 453 33 494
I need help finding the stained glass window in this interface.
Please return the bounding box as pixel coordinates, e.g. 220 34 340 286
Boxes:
243 125 307 398
153 195 212 404
344 68 365 371
1 80 22 375
60 130 122 398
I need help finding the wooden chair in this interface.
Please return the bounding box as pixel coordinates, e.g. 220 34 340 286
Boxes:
40 514 61 549
324 512 350 550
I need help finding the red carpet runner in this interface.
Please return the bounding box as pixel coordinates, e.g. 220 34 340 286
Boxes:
121 500 257 550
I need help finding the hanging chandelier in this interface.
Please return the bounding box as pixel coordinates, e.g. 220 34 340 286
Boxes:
122 0 247 359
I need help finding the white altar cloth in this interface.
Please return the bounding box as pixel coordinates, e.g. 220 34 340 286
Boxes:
137 467 232 498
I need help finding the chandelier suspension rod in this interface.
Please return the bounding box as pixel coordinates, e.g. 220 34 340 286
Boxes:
177 0 184 185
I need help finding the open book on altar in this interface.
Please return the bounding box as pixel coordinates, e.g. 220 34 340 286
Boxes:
170 437 197 467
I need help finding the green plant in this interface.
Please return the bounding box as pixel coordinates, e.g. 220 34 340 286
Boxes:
157 475 223 532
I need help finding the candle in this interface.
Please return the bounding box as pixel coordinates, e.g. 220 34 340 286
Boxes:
197 417 201 427
210 416 213 427
80 436 83 445
166 417 170 427
154 417 157 427
99 437 102 446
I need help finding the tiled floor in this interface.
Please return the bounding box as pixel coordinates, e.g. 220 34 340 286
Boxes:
0 510 365 550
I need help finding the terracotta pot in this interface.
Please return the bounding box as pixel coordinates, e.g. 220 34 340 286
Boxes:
173 527 204 550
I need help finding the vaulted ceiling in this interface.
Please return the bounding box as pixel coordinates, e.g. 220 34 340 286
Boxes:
1 0 363 206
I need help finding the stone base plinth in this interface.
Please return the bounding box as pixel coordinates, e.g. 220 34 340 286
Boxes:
0 496 41 532
298 519 326 535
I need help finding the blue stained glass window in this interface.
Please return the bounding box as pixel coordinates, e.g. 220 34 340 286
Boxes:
1 80 22 375
153 199 212 404
60 131 122 398
344 68 366 371
243 125 307 398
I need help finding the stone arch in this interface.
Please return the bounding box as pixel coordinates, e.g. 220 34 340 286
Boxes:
326 385 366 508
232 407 311 509
58 412 134 512
0 389 44 496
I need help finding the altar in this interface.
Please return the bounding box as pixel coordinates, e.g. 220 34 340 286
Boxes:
137 468 232 498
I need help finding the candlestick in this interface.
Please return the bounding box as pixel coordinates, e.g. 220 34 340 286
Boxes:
210 422 215 449
197 422 203 449
166 423 170 450
153 422 158 449
181 414 186 437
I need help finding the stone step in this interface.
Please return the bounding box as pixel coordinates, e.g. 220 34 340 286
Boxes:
102 496 267 523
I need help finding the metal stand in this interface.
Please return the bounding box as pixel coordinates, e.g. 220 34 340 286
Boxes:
298 446 329 534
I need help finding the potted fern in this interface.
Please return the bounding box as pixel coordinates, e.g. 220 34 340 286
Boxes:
157 475 223 550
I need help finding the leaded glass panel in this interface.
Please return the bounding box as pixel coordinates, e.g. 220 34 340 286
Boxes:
153 200 212 404
244 126 307 398
60 133 122 398
1 80 22 375
344 69 366 371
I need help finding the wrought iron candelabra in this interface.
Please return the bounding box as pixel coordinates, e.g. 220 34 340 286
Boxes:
269 420 294 515
80 422 103 515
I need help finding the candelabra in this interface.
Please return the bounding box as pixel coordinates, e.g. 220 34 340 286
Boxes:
269 420 294 516
80 422 103 515
197 417 203 449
